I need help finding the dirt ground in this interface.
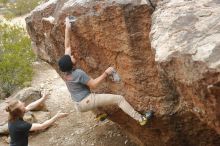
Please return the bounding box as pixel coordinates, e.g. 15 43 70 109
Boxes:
0 61 138 146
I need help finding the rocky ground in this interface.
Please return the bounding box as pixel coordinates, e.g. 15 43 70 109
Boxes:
0 61 137 146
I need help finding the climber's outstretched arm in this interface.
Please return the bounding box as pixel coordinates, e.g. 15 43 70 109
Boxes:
87 67 114 89
64 17 71 55
30 111 68 131
25 92 49 112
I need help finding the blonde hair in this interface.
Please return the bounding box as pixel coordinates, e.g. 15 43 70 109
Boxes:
5 99 24 122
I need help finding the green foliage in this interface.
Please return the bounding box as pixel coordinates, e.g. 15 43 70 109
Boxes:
0 22 35 98
1 0 43 18
0 0 8 4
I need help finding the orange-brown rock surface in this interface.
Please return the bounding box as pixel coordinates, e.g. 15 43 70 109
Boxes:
25 0 220 145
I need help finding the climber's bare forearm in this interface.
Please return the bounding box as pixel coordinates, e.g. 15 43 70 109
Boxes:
64 17 78 62
87 72 108 89
65 26 71 55
25 97 45 112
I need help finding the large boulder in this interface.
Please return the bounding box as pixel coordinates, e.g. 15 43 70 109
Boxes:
151 0 220 144
25 0 220 145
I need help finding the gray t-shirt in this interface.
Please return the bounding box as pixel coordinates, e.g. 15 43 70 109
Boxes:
65 69 91 102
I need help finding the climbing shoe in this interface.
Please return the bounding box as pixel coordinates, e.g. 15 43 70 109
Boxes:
139 110 154 126
139 116 148 126
96 113 108 122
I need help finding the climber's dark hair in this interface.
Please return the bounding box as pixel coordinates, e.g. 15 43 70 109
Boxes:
5 99 25 122
58 55 73 72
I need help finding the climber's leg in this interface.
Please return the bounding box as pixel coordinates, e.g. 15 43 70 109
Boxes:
77 93 153 125
102 94 142 121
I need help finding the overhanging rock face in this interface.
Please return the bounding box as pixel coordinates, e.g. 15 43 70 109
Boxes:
26 0 220 145
151 0 220 139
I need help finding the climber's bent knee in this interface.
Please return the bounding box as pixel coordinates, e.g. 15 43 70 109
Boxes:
115 95 125 105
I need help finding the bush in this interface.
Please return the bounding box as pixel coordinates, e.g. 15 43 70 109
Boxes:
1 0 43 18
0 0 7 5
0 22 35 98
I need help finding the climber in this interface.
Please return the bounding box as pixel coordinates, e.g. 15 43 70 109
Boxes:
5 92 68 146
58 16 153 126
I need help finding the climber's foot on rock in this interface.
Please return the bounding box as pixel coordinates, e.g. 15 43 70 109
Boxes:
139 110 154 126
